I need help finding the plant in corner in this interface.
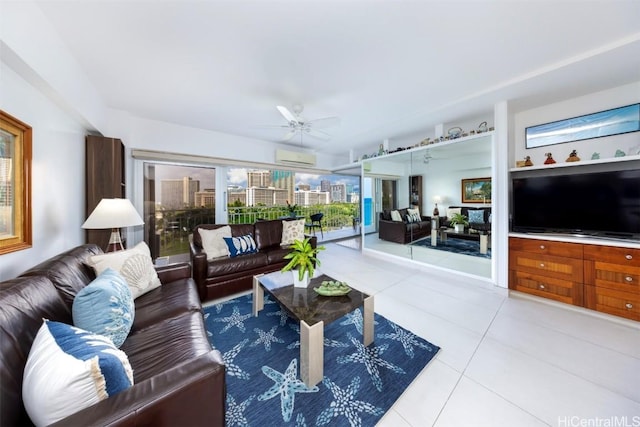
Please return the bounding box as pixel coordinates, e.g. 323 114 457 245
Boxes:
449 213 469 233
281 237 325 286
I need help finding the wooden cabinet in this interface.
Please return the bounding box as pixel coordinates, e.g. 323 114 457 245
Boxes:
509 237 640 322
85 136 125 249
509 238 584 305
584 245 640 321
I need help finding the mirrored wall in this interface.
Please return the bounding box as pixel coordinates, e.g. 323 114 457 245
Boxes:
362 133 494 279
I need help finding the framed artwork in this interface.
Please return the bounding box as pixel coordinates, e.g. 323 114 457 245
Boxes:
525 103 640 149
461 177 491 203
0 110 32 255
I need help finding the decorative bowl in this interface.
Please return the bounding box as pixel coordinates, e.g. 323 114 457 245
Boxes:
313 280 351 296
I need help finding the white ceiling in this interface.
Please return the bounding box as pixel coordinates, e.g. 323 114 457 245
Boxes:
34 0 640 156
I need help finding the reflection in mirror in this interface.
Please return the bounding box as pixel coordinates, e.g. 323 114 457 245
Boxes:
362 135 493 280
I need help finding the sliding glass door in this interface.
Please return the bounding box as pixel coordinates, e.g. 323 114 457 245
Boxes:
143 163 216 262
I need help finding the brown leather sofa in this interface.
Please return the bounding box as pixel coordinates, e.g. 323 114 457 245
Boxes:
190 220 317 302
0 244 225 427
378 208 433 244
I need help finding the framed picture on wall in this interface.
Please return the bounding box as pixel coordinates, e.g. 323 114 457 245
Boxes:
461 177 491 204
0 110 32 255
525 103 640 149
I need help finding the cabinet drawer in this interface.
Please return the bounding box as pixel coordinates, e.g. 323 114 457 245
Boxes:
589 262 640 294
509 270 583 306
510 251 584 282
584 245 640 266
591 287 640 321
509 237 583 258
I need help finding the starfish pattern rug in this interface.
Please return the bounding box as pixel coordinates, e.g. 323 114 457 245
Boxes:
411 235 492 259
204 294 440 427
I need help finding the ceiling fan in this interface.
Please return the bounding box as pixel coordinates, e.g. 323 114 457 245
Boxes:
266 104 340 143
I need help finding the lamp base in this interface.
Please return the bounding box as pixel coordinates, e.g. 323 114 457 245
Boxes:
106 229 125 252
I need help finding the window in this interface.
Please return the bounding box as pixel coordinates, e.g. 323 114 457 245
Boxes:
227 167 360 232
0 110 32 255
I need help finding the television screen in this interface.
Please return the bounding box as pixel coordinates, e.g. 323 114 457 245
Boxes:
512 169 640 240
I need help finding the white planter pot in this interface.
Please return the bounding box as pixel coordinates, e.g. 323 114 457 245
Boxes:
454 224 465 233
293 270 310 288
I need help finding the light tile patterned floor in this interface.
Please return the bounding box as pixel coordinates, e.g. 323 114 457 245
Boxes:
207 240 640 426
317 242 640 427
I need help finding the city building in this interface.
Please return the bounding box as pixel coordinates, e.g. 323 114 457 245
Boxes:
295 190 330 206
194 189 215 207
160 177 200 209
246 187 288 207
330 183 347 202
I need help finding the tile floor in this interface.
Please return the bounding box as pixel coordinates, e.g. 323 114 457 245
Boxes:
315 241 640 427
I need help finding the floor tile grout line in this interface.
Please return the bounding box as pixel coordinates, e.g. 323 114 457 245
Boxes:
496 298 640 362
474 333 640 407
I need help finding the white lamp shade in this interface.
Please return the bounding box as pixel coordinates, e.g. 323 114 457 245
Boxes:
82 198 144 229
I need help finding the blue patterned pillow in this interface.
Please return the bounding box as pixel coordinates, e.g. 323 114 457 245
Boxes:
22 320 134 426
72 268 134 347
468 209 485 224
223 234 258 257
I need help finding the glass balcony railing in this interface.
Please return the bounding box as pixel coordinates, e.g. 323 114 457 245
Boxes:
154 203 359 258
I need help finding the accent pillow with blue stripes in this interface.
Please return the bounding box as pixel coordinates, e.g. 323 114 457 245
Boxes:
22 320 134 426
223 234 258 257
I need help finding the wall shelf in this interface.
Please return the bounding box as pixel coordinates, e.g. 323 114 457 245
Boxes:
510 153 640 173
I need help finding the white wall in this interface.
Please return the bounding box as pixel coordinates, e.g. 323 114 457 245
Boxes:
513 81 640 166
0 63 87 280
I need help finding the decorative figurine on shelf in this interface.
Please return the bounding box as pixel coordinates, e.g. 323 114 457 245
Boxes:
591 152 600 160
615 149 626 157
544 152 556 164
524 156 534 166
566 150 580 162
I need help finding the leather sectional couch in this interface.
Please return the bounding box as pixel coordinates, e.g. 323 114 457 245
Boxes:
378 207 433 244
0 244 225 427
378 206 492 244
190 219 318 302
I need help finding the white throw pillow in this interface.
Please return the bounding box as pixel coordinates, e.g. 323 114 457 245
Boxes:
446 208 461 219
200 226 231 259
407 208 420 219
87 242 161 299
390 210 403 222
23 320 133 426
281 219 305 245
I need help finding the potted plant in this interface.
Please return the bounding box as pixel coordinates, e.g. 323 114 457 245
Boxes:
449 213 469 233
286 200 298 218
281 237 325 287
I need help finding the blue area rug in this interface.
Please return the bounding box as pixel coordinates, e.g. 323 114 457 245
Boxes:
204 294 440 426
411 235 491 259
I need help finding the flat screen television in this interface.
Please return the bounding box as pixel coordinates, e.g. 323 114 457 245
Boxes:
511 169 640 241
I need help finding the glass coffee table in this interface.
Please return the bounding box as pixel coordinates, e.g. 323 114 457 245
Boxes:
253 271 374 387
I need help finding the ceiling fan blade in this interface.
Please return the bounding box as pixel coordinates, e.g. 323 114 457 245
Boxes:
307 116 340 129
281 130 299 142
277 106 297 124
252 124 290 129
305 128 332 141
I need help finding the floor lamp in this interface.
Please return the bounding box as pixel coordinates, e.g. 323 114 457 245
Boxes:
82 198 144 252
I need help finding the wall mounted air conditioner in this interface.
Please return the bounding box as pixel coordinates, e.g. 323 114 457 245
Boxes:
275 149 316 167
